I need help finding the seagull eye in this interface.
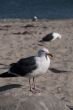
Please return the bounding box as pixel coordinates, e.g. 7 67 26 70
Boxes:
41 50 45 53
42 50 44 52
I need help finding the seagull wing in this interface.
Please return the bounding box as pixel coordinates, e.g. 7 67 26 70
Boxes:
9 56 37 76
42 33 53 41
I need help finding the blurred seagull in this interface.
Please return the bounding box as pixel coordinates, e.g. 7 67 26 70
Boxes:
8 48 53 92
32 16 38 21
40 32 61 42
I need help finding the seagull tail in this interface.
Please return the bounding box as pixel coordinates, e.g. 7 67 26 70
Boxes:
0 72 17 78
39 39 44 42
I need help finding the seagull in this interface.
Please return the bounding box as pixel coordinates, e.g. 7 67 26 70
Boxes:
8 48 53 92
32 16 38 21
40 32 61 42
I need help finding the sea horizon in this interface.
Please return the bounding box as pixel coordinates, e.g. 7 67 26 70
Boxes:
0 0 73 19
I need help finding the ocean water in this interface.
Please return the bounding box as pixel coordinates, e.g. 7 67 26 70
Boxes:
0 0 73 19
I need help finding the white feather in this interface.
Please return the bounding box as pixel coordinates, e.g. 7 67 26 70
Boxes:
52 32 62 41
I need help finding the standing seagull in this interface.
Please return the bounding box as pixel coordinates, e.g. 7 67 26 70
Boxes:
8 48 53 92
40 32 61 42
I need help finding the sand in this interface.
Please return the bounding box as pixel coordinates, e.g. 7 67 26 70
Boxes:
0 19 73 109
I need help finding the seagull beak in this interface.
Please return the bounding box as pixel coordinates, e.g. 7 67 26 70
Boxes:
48 53 53 57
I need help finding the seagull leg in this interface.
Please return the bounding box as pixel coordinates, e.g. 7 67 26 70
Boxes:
29 77 36 93
32 76 41 93
29 76 40 93
33 76 35 90
29 77 32 91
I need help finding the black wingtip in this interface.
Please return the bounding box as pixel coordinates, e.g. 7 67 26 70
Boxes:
0 72 17 78
39 39 44 42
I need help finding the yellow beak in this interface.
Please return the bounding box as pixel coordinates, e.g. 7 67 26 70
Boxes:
48 53 53 57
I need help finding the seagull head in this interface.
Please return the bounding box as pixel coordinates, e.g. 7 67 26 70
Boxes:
37 48 53 58
53 32 62 39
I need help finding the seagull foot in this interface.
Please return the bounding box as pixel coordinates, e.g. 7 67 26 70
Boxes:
29 87 41 93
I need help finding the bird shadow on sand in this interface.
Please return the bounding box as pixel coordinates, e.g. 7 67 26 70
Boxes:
49 68 70 74
0 84 22 92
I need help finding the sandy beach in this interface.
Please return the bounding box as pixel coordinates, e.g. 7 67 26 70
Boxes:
0 19 73 109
